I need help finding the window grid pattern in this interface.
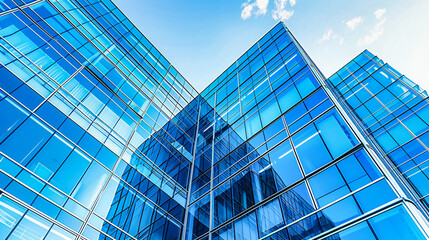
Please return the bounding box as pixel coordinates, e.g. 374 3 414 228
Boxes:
0 0 199 239
328 50 429 214
185 26 428 240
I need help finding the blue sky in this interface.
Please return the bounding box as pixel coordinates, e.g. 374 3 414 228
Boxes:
112 0 429 93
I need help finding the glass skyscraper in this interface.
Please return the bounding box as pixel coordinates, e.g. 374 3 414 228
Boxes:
328 50 429 218
0 0 428 239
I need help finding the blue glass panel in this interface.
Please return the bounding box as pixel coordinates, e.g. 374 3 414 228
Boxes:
71 161 109 207
95 146 118 169
376 131 398 152
50 149 91 194
369 206 427 239
405 165 429 196
0 66 24 93
234 212 258 239
5 181 36 205
259 98 281 128
403 114 427 136
11 83 44 110
9 211 52 239
27 133 73 180
44 225 76 240
0 116 53 164
354 180 396 212
32 195 61 220
292 123 332 174
386 122 413 146
94 176 120 219
315 110 357 159
0 97 29 142
277 84 301 113
310 166 349 207
268 140 302 186
245 112 262 137
337 151 382 190
0 196 26 239
295 71 319 97
78 133 102 157
258 198 285 237
0 155 21 178
35 101 67 129
58 118 85 144
321 196 362 225
16 170 44 192
323 221 376 240
55 210 82 233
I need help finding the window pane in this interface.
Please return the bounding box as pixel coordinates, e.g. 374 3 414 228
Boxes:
0 196 26 239
322 221 376 240
0 97 29 142
293 124 332 174
50 149 91 195
269 140 302 186
27 133 73 180
71 162 109 207
315 110 357 159
0 116 53 165
369 205 427 239
9 212 52 240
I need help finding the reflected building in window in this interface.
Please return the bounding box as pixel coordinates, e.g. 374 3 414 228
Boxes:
0 0 429 239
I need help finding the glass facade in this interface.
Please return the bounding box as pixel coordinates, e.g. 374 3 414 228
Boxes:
328 50 429 217
0 0 428 239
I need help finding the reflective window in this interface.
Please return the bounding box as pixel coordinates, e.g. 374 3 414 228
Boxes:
268 140 302 186
27 133 73 180
0 196 26 239
71 161 109 207
293 109 358 174
368 206 427 239
50 149 91 195
0 116 53 164
0 96 29 142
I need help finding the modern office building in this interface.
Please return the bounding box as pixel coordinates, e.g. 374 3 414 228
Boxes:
328 50 429 218
0 0 428 239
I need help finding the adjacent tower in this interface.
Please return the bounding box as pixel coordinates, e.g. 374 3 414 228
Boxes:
183 23 429 240
329 49 429 219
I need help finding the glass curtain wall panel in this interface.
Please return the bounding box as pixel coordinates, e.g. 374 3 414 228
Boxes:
0 0 198 239
183 22 429 240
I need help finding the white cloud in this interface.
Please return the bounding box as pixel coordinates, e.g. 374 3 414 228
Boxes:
255 0 269 14
241 0 269 20
319 28 344 45
272 0 295 21
359 17 386 45
375 8 386 19
359 9 387 46
346 16 363 30
241 4 253 19
320 28 334 42
241 0 296 21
